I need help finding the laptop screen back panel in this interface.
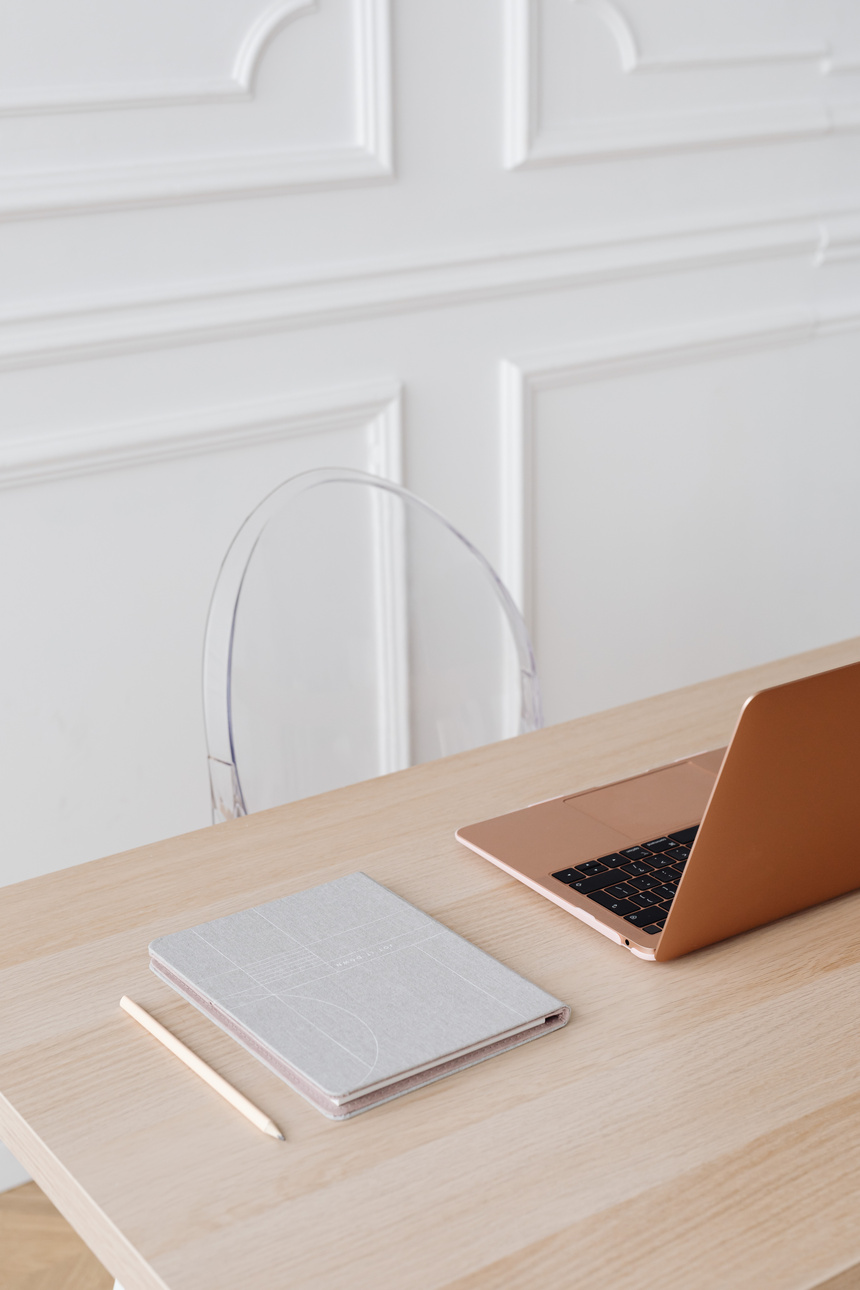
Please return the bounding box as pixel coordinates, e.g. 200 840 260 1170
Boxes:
656 660 860 961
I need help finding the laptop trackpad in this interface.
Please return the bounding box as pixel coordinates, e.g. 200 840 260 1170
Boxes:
564 761 718 840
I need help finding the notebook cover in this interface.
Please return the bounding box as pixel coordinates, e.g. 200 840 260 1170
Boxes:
149 872 569 1119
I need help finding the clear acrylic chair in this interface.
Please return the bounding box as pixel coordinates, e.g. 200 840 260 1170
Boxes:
202 467 542 822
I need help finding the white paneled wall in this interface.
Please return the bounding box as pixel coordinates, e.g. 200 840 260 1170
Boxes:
2 0 860 1188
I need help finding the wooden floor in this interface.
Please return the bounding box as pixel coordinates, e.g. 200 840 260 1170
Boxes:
0 1182 112 1290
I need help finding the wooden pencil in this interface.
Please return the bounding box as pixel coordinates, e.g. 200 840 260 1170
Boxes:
119 996 284 1140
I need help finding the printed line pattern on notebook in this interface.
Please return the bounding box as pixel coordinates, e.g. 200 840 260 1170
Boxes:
150 873 569 1119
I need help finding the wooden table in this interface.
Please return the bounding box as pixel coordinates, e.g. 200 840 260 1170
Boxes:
3 640 860 1290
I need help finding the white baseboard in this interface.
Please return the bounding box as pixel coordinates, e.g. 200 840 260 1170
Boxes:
0 1140 30 1192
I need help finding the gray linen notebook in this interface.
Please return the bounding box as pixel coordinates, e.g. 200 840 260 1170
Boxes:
149 872 569 1119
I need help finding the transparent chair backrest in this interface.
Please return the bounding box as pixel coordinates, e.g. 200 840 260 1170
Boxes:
203 468 542 822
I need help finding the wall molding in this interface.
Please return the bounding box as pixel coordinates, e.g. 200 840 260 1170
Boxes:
370 462 410 775
578 1 828 75
498 304 860 620
0 0 391 218
817 212 860 264
0 0 316 116
504 0 857 168
0 379 402 490
0 207 842 371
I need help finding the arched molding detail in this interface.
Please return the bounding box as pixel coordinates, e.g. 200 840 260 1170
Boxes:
232 0 317 93
576 0 638 73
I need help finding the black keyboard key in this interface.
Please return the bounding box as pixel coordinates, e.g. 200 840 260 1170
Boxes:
569 869 627 894
652 883 678 902
644 837 674 852
620 846 653 861
645 852 674 871
605 882 637 899
669 826 699 846
588 892 639 916
594 853 626 867
661 866 683 883
620 859 653 877
657 902 674 915
630 874 661 892
624 906 663 926
642 921 666 934
665 846 690 862
575 860 610 876
552 868 580 884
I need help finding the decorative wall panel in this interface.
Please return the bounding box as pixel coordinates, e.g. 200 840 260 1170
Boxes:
505 0 860 166
500 315 860 725
0 0 391 216
0 380 400 888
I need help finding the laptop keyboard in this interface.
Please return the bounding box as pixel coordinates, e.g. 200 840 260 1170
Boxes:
550 825 699 936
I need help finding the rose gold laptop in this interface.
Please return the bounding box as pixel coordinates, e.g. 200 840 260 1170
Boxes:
456 661 860 961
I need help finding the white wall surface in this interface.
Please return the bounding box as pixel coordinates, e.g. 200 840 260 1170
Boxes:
2 0 860 1187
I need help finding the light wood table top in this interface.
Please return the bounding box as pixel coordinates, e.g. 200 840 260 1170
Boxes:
3 639 860 1290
